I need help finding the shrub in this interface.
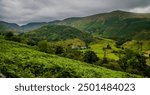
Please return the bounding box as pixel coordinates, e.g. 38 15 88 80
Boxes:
55 46 64 55
5 32 14 39
83 51 99 64
37 40 49 53
62 50 83 61
118 49 148 76
10 36 22 42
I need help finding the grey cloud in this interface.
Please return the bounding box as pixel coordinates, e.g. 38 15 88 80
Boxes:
0 0 150 24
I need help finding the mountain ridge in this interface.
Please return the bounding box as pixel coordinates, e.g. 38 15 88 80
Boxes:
1 10 150 27
1 10 150 40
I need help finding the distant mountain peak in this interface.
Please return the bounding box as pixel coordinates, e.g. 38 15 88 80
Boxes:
110 10 131 14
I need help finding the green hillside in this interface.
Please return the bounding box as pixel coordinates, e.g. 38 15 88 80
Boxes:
53 10 150 40
0 21 21 33
22 25 93 43
0 39 141 78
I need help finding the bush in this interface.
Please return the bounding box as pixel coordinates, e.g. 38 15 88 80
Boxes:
83 51 99 64
10 36 22 42
62 50 83 61
27 39 37 46
37 40 49 53
55 46 64 55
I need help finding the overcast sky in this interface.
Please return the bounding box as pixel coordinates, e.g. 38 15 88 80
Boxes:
0 0 150 25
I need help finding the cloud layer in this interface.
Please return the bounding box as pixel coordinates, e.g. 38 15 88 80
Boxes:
0 0 150 24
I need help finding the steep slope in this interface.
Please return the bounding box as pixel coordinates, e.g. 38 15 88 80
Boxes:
53 10 150 40
0 39 141 78
22 25 93 43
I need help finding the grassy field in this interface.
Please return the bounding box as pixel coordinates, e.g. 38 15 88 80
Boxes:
87 38 119 60
0 39 141 78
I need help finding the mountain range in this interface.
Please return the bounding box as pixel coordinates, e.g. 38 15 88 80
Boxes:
0 10 150 40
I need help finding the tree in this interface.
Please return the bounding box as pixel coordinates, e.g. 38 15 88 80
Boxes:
102 44 111 59
118 49 148 76
5 32 14 39
83 51 99 64
106 43 112 49
103 48 107 59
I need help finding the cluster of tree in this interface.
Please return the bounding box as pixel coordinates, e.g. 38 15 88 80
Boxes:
37 40 85 61
96 48 150 77
118 49 150 77
1 32 36 45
